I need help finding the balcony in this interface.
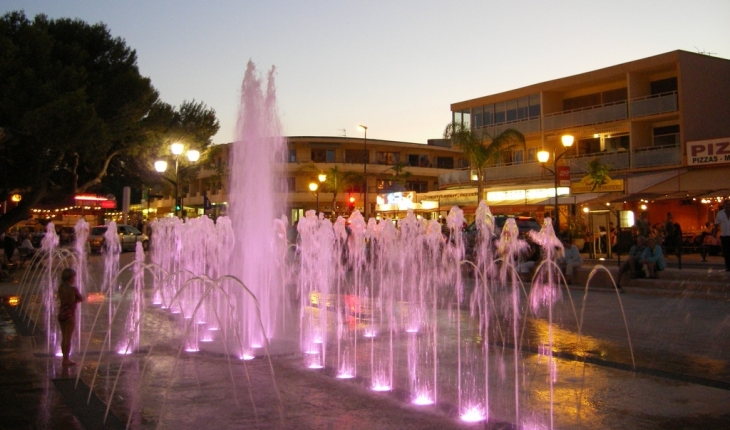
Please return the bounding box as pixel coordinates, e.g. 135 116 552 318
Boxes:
476 117 541 137
633 144 681 168
567 151 629 173
439 162 544 187
630 91 678 118
543 102 627 131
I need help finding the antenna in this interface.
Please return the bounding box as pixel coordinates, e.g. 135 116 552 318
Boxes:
694 46 716 56
338 128 346 137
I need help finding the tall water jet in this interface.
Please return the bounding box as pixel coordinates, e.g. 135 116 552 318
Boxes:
228 60 288 354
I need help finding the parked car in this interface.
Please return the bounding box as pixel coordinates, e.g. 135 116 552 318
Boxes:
88 225 149 253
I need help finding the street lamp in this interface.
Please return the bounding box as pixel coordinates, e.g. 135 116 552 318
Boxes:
155 143 200 217
309 182 319 214
537 134 574 237
358 124 368 220
308 173 327 216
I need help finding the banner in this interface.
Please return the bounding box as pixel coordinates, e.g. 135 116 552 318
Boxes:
557 166 571 187
571 175 624 194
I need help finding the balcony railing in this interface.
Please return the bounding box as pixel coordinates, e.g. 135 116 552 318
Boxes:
633 144 681 168
438 162 544 187
476 117 541 136
567 151 629 173
630 91 678 118
543 102 627 131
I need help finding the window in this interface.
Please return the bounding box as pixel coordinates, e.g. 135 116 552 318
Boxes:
564 93 601 111
406 181 429 193
377 152 400 165
286 177 295 192
650 78 677 95
577 137 601 155
312 149 335 162
419 155 430 167
653 125 680 146
377 180 396 190
473 107 483 128
602 88 627 104
288 149 296 163
512 149 524 164
506 99 518 122
408 154 419 167
606 135 630 152
345 149 368 163
494 102 505 124
517 96 529 120
528 94 541 118
483 104 494 126
527 148 537 162
436 157 454 169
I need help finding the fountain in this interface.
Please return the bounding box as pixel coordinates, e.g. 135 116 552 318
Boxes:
20 61 724 430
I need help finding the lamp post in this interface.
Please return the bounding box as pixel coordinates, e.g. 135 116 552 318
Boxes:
358 124 368 220
537 134 574 237
155 143 200 217
309 182 319 214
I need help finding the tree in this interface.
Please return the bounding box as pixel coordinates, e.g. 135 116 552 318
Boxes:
379 162 412 191
443 122 525 202
301 164 361 216
0 12 219 232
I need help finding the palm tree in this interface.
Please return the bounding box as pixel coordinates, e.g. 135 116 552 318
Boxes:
301 163 362 216
443 122 526 203
379 162 412 192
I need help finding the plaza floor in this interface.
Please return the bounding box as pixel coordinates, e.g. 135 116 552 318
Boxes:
1 251 729 429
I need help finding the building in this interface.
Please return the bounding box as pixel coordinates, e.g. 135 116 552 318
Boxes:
147 136 468 223
444 50 730 237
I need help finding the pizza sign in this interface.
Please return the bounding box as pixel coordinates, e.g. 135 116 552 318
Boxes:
687 138 730 166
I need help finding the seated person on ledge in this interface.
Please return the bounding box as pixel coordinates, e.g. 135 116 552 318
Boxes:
18 235 36 256
558 237 583 285
617 235 647 289
639 237 665 279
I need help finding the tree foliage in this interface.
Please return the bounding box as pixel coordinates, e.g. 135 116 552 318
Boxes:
443 122 525 202
0 11 219 231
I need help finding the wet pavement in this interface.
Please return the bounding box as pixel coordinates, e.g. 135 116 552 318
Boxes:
1 251 730 429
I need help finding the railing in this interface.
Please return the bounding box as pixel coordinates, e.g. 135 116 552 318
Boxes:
475 117 541 136
630 91 678 118
438 162 544 187
543 101 627 131
567 151 629 172
633 144 681 168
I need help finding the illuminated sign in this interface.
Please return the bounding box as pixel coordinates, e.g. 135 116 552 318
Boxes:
486 187 569 202
687 137 730 166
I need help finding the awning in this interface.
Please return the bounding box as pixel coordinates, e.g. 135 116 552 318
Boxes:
635 166 730 196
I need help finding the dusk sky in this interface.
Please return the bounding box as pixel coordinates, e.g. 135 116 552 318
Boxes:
4 1 730 145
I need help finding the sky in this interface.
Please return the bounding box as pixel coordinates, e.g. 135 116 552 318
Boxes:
4 1 730 145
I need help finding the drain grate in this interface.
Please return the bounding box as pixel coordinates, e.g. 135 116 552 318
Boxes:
52 378 125 430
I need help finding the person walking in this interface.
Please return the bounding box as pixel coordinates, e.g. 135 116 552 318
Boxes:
636 212 651 238
58 268 83 365
712 199 730 271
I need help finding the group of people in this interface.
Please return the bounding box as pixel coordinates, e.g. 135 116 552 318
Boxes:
516 234 583 285
616 235 667 291
2 231 37 263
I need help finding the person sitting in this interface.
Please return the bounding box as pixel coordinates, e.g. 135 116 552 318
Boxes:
640 237 665 279
517 236 541 276
558 237 583 285
18 235 35 254
616 235 647 291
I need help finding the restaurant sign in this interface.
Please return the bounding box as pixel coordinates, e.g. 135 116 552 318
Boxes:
570 174 624 194
687 137 730 166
